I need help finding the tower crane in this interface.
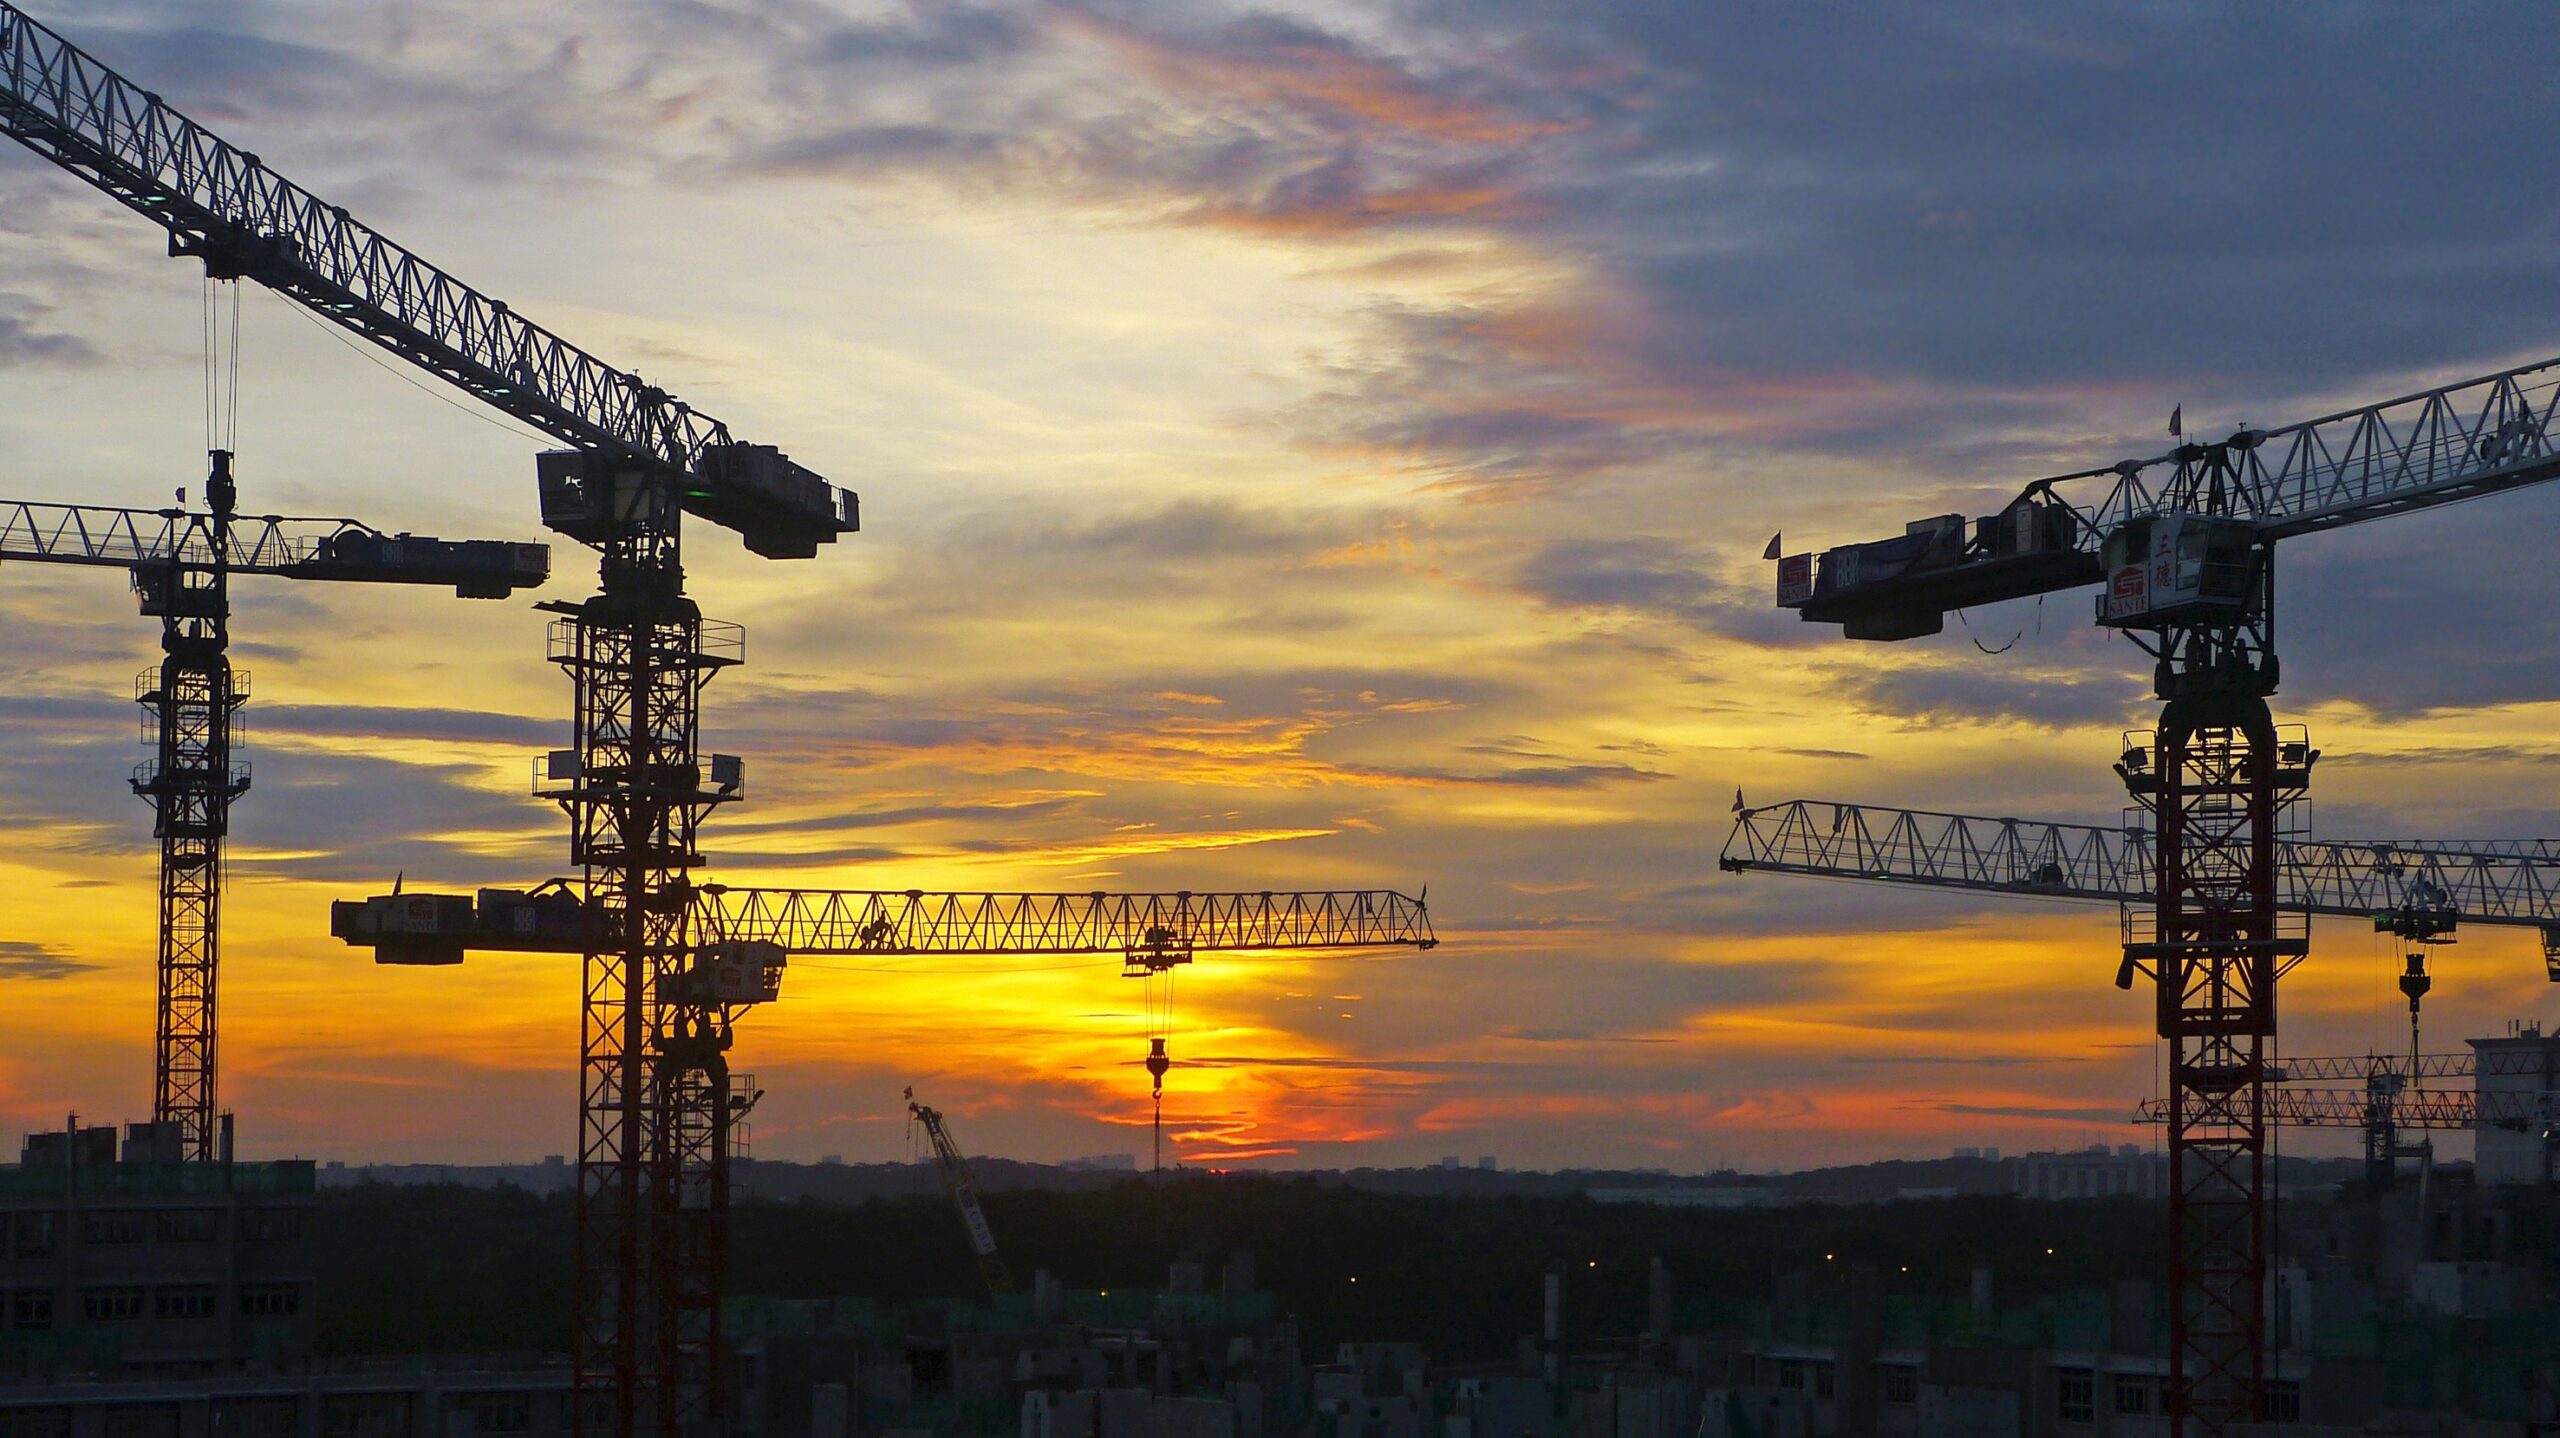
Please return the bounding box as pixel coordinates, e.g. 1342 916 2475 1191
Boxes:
2138 1046 2560 1191
0 486 546 1160
2 8 855 1432
1768 354 2560 1435
904 1090 1010 1296
329 881 1438 1175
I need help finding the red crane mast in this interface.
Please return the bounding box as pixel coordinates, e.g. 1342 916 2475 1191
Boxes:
1768 355 2560 1435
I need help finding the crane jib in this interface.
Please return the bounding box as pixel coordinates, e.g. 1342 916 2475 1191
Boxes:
0 1 856 557
0 498 550 595
329 884 1438 964
1722 799 2560 938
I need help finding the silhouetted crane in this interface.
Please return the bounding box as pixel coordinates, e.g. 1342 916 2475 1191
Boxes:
1773 353 2560 1435
0 483 544 1160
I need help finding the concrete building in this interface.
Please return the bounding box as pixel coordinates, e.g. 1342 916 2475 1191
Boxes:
2009 1148 2165 1201
2471 1022 2560 1187
2 1122 316 1382
0 1361 577 1438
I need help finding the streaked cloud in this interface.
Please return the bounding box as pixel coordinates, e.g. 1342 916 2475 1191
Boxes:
0 940 102 981
0 0 2554 1171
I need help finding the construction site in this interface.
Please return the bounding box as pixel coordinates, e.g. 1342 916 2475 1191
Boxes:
3 6 2559 1438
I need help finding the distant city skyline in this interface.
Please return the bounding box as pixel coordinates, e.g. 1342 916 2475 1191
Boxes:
5 1 2560 1172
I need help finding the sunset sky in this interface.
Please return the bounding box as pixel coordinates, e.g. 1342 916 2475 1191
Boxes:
6 1 2560 1172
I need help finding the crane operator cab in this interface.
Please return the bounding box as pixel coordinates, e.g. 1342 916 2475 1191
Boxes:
2096 513 2259 628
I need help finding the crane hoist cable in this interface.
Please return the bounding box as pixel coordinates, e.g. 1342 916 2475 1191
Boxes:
200 276 243 458
1124 921 1193 1173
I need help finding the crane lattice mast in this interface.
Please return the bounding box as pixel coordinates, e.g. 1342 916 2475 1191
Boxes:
1 7 856 1432
1770 353 2560 1435
1 482 545 1163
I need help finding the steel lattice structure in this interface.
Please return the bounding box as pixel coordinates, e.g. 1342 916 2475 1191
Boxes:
2138 1087 2551 1132
336 883 1437 964
2 472 545 1163
539 585 743 1435
2155 1049 2560 1184
1721 800 2560 941
2043 360 2560 552
1767 338 2560 1436
0 9 852 557
1 5 857 1431
693 886 1436 958
2133 711 2300 1434
130 539 245 1166
2266 1050 2558 1084
337 879 1435 1182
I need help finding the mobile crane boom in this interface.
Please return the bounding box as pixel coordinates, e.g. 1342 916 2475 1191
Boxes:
905 1092 1010 1296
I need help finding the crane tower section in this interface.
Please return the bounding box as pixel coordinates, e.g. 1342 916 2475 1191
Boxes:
1760 351 2560 1438
2 472 548 1163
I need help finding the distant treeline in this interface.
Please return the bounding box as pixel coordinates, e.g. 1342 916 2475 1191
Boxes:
312 1177 2168 1360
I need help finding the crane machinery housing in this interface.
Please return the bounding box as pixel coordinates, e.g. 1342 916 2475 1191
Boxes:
0 479 547 1163
0 7 857 1434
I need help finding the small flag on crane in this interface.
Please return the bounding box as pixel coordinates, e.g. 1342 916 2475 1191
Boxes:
2169 405 2183 438
1762 532 1782 560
